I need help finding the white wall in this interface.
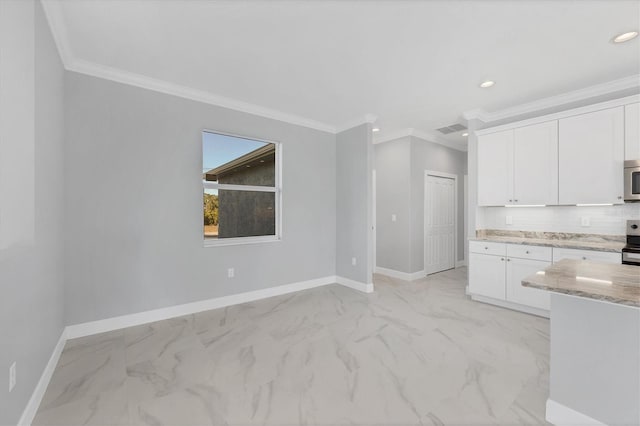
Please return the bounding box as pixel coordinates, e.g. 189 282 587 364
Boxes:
336 124 374 285
64 72 338 325
479 204 639 235
0 1 66 424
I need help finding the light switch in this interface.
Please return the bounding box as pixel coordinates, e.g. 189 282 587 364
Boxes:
506 216 513 225
581 216 590 227
391 214 397 222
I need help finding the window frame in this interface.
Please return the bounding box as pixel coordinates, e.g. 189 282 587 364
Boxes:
202 129 282 247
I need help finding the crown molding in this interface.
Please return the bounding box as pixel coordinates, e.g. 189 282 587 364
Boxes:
41 0 73 67
41 0 341 134
411 129 467 152
335 114 378 133
463 74 640 123
69 59 337 133
373 128 467 152
41 1 383 135
373 128 413 145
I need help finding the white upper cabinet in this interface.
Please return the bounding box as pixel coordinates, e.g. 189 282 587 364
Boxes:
559 106 625 205
625 103 640 160
477 130 513 206
478 121 558 206
513 121 559 205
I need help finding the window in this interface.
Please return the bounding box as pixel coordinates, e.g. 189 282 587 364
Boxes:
202 131 281 246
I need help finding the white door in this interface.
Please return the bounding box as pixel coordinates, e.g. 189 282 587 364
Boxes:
425 175 455 274
559 106 625 205
372 170 377 270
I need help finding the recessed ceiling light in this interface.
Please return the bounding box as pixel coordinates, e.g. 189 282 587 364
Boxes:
613 31 638 43
372 127 380 132
462 132 469 137
479 80 495 88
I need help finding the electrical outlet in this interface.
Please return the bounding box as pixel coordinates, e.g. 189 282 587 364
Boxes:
391 214 397 222
581 216 590 227
9 362 16 392
506 216 513 225
351 257 357 266
227 268 235 278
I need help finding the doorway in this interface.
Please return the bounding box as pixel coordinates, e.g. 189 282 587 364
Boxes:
424 171 457 275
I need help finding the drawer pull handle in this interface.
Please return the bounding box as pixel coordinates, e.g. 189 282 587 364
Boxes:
485 247 488 250
582 256 587 260
525 250 530 254
501 258 505 261
507 258 511 261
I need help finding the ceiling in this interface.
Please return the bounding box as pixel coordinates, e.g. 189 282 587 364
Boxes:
45 0 640 149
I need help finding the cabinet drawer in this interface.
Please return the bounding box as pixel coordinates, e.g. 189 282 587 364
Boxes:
507 244 552 262
552 248 620 264
470 241 506 256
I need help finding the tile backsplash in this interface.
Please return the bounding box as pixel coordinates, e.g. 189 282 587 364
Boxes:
478 204 640 235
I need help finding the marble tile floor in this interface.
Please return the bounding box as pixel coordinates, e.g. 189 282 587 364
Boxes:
33 268 550 425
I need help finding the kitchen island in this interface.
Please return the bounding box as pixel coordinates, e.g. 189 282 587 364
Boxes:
522 260 640 426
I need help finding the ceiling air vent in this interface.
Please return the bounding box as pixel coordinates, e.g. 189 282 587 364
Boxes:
436 123 467 134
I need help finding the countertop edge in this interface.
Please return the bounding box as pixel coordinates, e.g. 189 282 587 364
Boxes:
522 279 640 308
469 237 623 253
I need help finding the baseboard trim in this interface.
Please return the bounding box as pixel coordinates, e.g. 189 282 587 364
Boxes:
374 266 425 281
470 294 550 318
66 275 336 339
335 275 374 293
546 399 606 426
455 260 467 268
18 329 67 426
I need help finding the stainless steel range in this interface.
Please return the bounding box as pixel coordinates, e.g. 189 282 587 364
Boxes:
622 220 640 266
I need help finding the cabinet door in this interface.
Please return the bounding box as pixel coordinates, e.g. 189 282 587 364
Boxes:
478 130 513 206
559 107 625 204
469 253 506 300
625 103 640 160
552 248 620 264
506 257 550 311
513 121 558 205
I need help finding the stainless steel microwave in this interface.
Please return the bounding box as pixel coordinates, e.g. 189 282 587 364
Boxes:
625 160 640 202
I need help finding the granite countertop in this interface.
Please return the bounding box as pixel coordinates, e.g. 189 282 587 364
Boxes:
470 230 626 253
522 259 640 307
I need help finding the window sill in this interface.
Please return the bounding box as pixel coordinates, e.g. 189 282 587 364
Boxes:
203 235 281 248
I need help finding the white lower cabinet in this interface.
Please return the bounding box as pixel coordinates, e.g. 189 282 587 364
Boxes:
470 242 551 314
470 242 622 315
506 257 551 311
469 253 506 300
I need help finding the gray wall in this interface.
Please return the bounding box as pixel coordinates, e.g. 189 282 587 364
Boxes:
550 294 640 425
410 136 468 272
374 137 468 274
336 124 373 284
374 137 412 272
0 1 66 424
64 72 337 324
